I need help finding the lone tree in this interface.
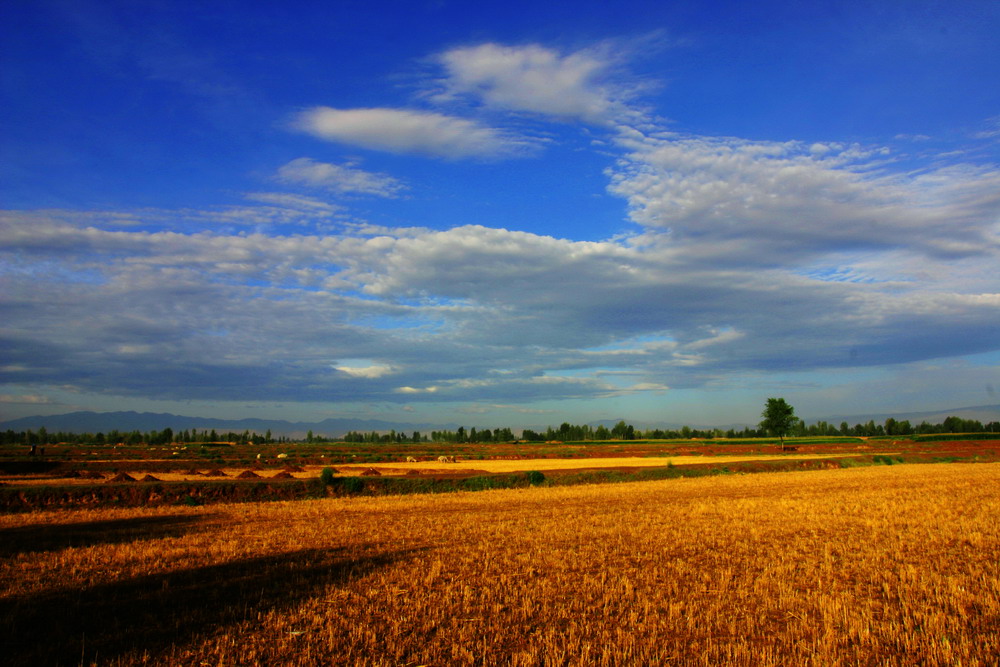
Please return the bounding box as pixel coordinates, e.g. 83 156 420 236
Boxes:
760 397 798 451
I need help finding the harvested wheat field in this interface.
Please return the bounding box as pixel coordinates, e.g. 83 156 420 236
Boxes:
2 463 998 666
337 453 857 476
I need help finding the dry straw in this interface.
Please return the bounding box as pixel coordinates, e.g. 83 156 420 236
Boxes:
1 463 997 665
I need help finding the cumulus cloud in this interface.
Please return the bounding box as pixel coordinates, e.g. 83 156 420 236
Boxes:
396 385 439 394
431 42 632 123
2 203 999 407
291 106 533 159
276 158 405 197
607 133 1000 267
334 362 395 378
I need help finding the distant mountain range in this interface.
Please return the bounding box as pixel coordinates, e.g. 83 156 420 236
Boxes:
2 405 998 438
0 411 459 439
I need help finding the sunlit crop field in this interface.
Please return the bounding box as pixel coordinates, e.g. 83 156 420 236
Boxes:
2 463 998 665
341 453 859 475
0 453 854 486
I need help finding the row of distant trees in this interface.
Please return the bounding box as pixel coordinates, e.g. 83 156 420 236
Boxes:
769 415 999 438
346 415 999 444
341 426 519 444
340 422 639 444
2 415 997 447
0 427 283 447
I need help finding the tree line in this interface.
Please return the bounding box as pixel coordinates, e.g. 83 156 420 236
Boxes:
333 415 999 444
2 415 997 447
0 427 282 447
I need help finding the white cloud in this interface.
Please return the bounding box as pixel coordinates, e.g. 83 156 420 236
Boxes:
276 158 405 197
973 115 1000 139
343 224 640 305
396 385 439 394
291 106 533 159
432 43 630 123
607 133 1000 266
685 328 745 350
334 362 395 379
0 197 344 239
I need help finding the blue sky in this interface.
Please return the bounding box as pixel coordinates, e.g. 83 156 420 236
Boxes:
2 0 999 427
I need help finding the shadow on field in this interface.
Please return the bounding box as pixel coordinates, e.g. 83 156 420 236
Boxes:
0 460 63 475
0 545 422 666
0 514 216 556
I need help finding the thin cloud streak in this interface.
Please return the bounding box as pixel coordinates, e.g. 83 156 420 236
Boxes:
432 43 621 122
291 107 536 159
277 158 406 197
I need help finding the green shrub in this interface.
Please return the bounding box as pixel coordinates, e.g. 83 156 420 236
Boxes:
526 470 546 486
341 477 364 494
319 467 336 485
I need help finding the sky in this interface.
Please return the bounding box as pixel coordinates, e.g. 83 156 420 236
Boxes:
1 0 999 428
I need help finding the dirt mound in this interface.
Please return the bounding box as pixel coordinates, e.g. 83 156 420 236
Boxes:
405 469 421 476
139 474 161 482
107 472 136 483
271 471 295 479
236 470 261 479
360 468 381 476
203 469 228 477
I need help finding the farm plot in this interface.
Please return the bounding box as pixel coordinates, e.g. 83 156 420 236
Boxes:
336 453 859 476
0 452 870 488
2 462 998 666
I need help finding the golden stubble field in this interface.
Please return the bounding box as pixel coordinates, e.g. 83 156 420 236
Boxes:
0 453 860 487
2 463 998 666
339 453 857 476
